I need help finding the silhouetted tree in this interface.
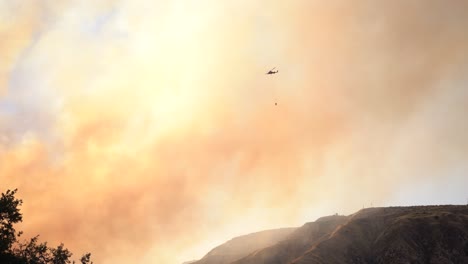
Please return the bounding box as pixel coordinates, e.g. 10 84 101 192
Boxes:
0 189 93 264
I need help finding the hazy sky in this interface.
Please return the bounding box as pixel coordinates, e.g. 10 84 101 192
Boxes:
1 1 468 263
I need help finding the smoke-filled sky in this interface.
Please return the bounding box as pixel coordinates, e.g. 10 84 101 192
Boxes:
1 0 468 263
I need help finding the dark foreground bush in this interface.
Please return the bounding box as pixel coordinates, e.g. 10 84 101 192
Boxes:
0 189 93 264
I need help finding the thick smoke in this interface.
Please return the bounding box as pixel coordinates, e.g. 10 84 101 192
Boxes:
1 1 468 263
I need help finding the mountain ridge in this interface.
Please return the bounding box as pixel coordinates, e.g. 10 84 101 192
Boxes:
193 227 296 264
187 205 468 264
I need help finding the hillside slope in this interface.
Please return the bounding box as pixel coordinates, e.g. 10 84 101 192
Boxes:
193 228 296 264
196 205 468 264
292 206 468 264
233 215 348 264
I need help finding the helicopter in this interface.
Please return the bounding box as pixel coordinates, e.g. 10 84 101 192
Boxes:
266 67 278 75
265 67 279 105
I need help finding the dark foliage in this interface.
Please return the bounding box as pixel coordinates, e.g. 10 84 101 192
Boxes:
0 189 93 264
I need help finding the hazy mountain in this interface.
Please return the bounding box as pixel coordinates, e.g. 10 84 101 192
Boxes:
195 205 468 264
233 214 349 264
192 228 296 264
